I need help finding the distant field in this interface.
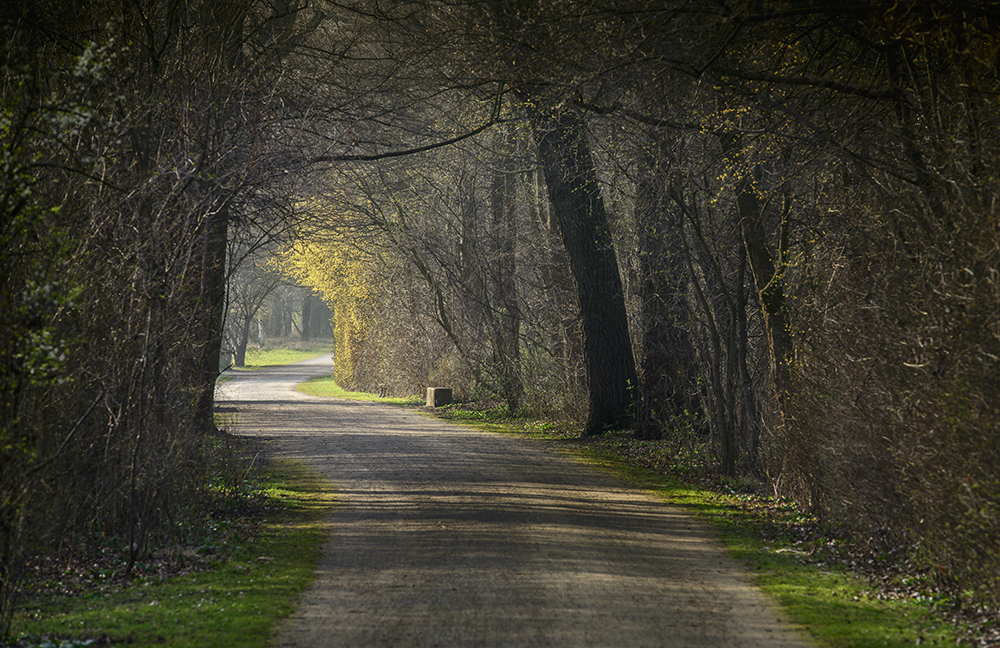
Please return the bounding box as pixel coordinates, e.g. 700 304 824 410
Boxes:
239 341 333 368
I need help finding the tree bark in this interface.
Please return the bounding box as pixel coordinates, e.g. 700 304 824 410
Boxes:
736 172 793 408
526 105 637 434
234 311 255 367
717 134 794 421
193 204 229 434
490 128 523 413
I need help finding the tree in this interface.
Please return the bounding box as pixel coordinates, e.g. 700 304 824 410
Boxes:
226 257 281 367
291 0 1000 601
0 110 80 638
443 0 646 433
525 106 638 433
280 215 383 390
663 0 1000 596
0 1 325 634
637 167 700 438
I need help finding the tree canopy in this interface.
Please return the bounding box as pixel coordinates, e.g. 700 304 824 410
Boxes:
3 0 1000 636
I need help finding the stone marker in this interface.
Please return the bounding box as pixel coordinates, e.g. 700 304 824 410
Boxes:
426 387 452 407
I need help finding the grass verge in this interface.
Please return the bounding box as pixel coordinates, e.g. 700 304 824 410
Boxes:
9 458 334 648
578 455 963 647
295 375 422 406
425 405 972 648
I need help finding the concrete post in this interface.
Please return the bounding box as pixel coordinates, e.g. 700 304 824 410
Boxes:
426 387 452 407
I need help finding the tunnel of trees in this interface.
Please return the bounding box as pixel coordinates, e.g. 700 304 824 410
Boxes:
2 0 999 634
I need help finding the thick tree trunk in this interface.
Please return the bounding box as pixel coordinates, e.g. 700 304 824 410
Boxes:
527 106 637 434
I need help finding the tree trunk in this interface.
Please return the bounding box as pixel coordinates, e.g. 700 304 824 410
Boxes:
634 151 701 440
234 313 253 367
735 168 793 410
526 105 637 434
301 288 314 340
490 147 523 413
193 204 228 434
533 168 584 399
719 135 794 417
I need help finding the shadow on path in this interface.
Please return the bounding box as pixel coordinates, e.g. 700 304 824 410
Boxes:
217 362 815 648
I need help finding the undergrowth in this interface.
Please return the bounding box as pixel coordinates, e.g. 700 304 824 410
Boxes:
6 440 333 648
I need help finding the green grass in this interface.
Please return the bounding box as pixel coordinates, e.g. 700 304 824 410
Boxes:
11 459 334 648
581 457 961 647
235 341 333 370
295 375 422 405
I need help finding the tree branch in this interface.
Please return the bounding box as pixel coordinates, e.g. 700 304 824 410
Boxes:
310 93 507 164
711 66 896 101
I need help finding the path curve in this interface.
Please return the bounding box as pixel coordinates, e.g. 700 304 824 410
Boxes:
217 357 814 648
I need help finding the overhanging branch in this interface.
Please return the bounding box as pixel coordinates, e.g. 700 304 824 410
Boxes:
711 66 896 102
309 92 507 164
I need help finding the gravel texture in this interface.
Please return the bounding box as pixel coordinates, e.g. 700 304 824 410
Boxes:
217 356 815 648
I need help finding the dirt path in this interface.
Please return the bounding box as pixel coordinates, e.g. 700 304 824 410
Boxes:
217 357 815 648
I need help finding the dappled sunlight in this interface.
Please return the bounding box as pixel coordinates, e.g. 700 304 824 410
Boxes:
218 365 812 647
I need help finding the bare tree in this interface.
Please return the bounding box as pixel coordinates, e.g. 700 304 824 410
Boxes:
226 255 282 367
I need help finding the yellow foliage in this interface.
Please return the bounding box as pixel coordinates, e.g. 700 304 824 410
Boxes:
279 226 383 391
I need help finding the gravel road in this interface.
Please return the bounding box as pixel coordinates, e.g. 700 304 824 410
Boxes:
216 356 815 648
